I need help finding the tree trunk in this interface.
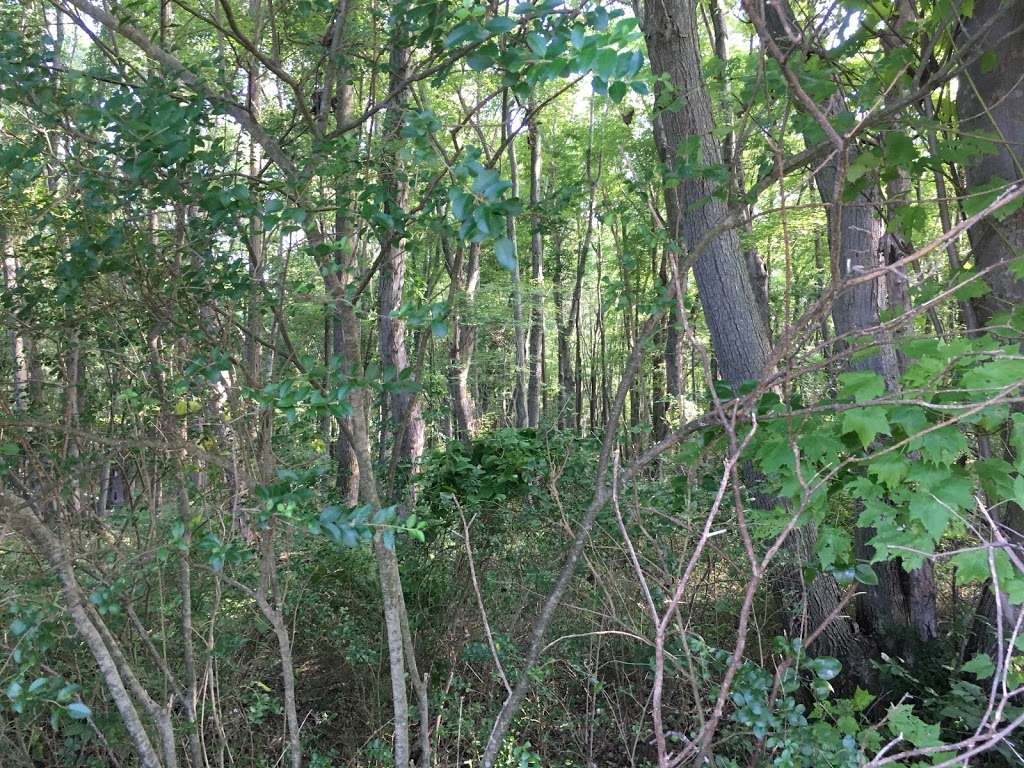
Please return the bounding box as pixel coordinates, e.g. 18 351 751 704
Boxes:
552 234 574 429
759 0 939 660
644 0 876 689
526 106 544 429
660 251 684 401
959 0 1024 655
378 40 425 476
1 228 28 412
959 0 1024 329
2 497 164 768
447 241 481 442
572 100 597 434
504 91 529 428
332 74 361 505
643 24 770 386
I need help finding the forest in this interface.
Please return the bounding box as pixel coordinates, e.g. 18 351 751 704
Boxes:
1 0 1023 764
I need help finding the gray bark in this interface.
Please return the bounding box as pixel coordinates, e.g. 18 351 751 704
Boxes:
2 495 164 768
1 228 28 412
447 241 481 442
553 234 575 430
527 107 544 428
644 9 770 387
504 91 529 428
958 0 1024 329
644 0 876 689
378 40 425 475
959 0 1024 656
761 0 939 657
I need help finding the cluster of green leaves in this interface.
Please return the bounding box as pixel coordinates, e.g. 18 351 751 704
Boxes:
3 608 93 735
314 503 428 550
743 332 1024 590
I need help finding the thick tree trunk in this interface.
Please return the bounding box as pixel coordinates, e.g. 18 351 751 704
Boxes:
809 131 940 655
759 0 939 660
377 25 432 768
332 77 361 505
644 0 876 689
959 0 1024 656
959 0 1024 329
643 32 769 385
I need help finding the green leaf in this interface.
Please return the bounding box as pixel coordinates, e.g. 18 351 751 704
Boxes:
868 452 908 490
807 656 842 681
67 701 92 720
467 52 494 71
56 683 78 704
854 563 879 586
838 371 885 403
852 687 875 712
446 22 483 47
842 406 891 449
373 505 397 525
887 704 943 749
485 16 516 33
962 653 995 679
595 47 618 80
952 549 990 583
495 238 517 270
908 494 952 539
884 133 917 166
980 50 998 74
846 150 880 182
911 425 969 466
953 271 992 300
977 458 1016 501
526 32 548 56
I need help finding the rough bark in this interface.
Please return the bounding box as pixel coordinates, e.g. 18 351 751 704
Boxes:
447 241 481 442
378 38 425 476
643 11 770 387
661 253 684 401
959 0 1024 655
572 101 597 433
958 0 1024 330
332 77 361 505
644 0 876 689
759 0 939 659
